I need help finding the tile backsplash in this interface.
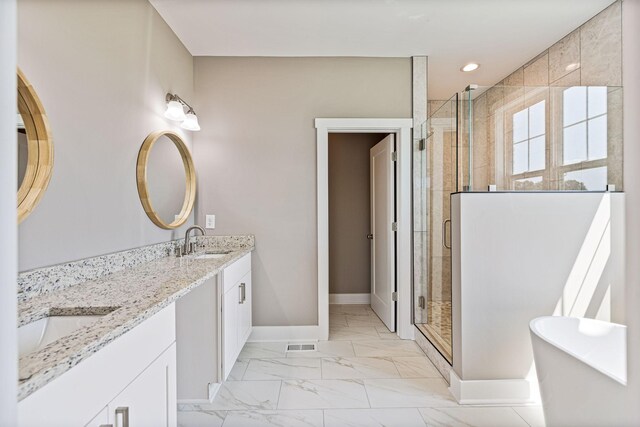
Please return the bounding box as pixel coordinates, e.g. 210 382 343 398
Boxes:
17 235 255 300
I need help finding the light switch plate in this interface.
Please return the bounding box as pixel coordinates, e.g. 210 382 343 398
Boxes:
205 215 216 229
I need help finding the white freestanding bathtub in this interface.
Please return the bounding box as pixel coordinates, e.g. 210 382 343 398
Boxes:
530 316 631 427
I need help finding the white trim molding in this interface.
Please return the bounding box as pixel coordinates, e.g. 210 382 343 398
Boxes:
449 370 539 406
329 293 371 305
177 381 221 406
315 118 414 341
248 326 320 342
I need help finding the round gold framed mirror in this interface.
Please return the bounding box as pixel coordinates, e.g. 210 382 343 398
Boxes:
17 69 54 223
136 130 196 229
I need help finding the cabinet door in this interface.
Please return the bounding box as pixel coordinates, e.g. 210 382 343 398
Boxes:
108 344 176 427
223 284 239 380
237 271 252 351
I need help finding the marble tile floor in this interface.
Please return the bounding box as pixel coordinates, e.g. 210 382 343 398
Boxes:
178 304 545 427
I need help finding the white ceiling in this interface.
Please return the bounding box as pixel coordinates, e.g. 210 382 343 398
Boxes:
150 0 615 99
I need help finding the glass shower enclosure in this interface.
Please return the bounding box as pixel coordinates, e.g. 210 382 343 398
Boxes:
413 93 460 363
413 83 623 364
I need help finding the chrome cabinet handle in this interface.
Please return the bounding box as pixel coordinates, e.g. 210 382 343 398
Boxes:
367 234 373 240
239 283 246 304
115 407 129 427
442 219 451 249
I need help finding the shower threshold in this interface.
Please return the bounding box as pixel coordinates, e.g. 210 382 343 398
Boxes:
416 323 453 364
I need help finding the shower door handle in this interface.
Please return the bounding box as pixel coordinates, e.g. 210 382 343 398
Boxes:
442 219 451 249
367 234 373 240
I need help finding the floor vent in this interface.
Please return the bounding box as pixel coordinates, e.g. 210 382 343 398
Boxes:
286 343 317 352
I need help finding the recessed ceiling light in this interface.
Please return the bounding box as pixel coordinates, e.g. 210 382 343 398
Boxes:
461 63 480 72
565 63 580 72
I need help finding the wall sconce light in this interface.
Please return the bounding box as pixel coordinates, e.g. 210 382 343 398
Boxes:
164 93 200 131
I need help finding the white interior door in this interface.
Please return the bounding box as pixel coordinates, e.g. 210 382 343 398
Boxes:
370 134 396 332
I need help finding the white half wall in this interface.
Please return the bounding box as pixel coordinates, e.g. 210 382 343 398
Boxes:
0 0 17 423
451 192 625 404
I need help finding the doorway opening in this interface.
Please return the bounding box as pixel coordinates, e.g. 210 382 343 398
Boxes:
316 118 413 342
328 133 395 333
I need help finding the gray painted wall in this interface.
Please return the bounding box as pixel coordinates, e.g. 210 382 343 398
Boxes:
329 133 387 295
17 0 195 271
193 57 411 326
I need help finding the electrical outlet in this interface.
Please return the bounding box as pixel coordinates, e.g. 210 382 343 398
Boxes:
205 214 216 229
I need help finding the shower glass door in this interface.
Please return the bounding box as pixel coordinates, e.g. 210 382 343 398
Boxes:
414 94 458 364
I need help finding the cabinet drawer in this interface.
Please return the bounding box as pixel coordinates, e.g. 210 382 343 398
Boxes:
223 253 251 294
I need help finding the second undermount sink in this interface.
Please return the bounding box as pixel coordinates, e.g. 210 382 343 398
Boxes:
194 250 231 260
18 314 106 358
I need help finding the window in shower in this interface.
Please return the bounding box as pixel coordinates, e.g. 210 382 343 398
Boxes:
511 100 546 179
559 86 608 191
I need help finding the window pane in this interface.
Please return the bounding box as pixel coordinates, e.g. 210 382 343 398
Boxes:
563 86 587 126
513 109 528 142
513 141 528 174
563 122 587 165
514 176 544 191
563 167 607 191
529 100 545 137
588 115 607 160
529 135 546 171
588 86 608 118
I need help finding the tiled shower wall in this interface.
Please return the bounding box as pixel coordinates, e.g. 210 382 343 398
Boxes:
413 0 623 325
471 0 623 191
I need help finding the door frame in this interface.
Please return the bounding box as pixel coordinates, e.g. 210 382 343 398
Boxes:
315 118 414 340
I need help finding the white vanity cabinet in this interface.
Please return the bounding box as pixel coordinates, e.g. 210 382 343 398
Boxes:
106 344 176 427
222 253 252 380
18 304 177 427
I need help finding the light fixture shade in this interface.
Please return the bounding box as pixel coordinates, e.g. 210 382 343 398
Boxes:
181 112 201 131
164 100 186 122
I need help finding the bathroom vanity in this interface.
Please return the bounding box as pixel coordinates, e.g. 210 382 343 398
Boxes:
176 251 252 402
16 236 254 427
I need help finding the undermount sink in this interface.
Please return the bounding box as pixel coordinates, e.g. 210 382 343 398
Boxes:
18 315 106 358
194 250 231 260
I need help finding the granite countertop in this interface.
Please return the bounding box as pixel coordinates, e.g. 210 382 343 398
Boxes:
17 246 253 401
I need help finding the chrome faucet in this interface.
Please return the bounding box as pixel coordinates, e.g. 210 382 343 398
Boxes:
184 225 206 255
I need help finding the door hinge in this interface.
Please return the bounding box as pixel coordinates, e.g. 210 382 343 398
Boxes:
392 292 398 302
391 222 398 232
391 151 397 161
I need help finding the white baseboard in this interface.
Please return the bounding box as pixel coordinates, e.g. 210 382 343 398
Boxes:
449 370 539 405
329 293 371 304
208 382 221 402
248 325 320 342
177 398 211 406
177 382 222 406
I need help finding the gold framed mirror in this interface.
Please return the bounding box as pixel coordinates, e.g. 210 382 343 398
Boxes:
136 130 196 229
17 69 54 223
